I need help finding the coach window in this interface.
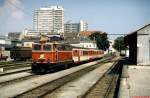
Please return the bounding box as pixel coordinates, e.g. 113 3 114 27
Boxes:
33 44 41 50
43 44 51 51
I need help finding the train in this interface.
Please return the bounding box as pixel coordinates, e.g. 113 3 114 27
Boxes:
10 46 32 61
31 40 104 73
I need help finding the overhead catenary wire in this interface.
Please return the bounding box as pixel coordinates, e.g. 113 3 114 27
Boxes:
6 0 33 17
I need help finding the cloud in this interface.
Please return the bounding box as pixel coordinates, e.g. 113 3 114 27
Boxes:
9 0 20 5
11 10 24 19
0 0 24 20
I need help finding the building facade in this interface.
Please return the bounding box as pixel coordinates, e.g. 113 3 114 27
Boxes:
8 32 21 40
79 20 88 32
33 6 64 34
71 41 97 49
24 29 46 37
64 20 88 33
125 24 150 65
108 39 116 53
64 23 80 33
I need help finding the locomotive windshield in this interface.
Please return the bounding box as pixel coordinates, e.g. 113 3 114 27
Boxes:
33 44 41 50
43 44 51 51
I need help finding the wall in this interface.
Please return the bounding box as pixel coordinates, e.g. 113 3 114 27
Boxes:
0 39 5 44
137 25 150 65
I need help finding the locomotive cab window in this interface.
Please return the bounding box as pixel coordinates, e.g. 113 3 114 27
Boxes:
33 44 41 51
65 45 72 51
43 44 51 51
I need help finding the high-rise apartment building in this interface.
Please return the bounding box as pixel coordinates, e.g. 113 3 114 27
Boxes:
64 20 88 33
64 23 80 33
79 20 88 32
33 6 64 34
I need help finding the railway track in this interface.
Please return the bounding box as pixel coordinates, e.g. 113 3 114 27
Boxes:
15 56 118 98
42 57 120 98
0 61 31 67
16 62 106 98
0 61 31 70
0 56 117 98
0 61 31 74
0 67 31 76
84 58 124 98
0 71 38 87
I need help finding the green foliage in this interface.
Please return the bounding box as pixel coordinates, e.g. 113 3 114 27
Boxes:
88 32 109 51
113 36 126 51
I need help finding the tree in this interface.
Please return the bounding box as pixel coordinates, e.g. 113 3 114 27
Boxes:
88 32 109 51
113 36 126 52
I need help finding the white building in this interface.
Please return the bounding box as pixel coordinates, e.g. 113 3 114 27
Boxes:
64 20 88 33
71 41 97 49
108 39 116 53
26 6 64 37
80 20 88 32
33 6 64 33
24 29 45 37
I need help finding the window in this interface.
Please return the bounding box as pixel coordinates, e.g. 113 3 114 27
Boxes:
83 51 88 55
57 44 72 51
33 44 41 50
43 44 51 51
57 44 63 51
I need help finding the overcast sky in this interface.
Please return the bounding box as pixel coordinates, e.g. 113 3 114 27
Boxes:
0 0 150 38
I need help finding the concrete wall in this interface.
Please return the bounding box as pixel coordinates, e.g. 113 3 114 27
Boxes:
137 25 150 65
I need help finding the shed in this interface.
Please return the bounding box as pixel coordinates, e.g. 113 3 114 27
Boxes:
124 24 150 65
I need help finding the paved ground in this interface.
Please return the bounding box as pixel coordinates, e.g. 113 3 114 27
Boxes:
44 62 115 98
119 65 150 98
0 72 31 84
0 60 102 98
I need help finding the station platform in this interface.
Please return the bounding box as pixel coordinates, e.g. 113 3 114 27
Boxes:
118 65 150 98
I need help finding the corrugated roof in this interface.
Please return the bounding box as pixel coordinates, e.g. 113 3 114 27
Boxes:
125 24 150 37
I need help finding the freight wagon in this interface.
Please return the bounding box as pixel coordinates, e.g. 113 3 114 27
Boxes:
10 46 32 61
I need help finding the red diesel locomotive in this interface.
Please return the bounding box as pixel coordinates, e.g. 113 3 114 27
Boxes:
31 41 104 73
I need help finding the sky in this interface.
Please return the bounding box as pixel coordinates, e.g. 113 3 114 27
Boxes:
0 0 150 38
